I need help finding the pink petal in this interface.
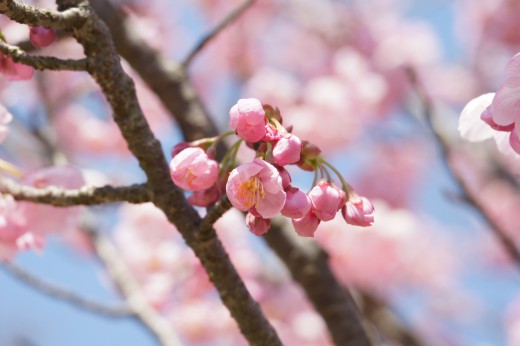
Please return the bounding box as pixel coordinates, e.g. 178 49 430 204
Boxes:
458 93 495 142
491 85 520 126
255 190 286 218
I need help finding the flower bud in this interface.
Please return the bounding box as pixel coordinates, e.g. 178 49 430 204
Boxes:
273 133 302 166
230 98 267 142
29 26 57 48
281 187 311 219
246 213 271 236
188 186 220 207
342 193 375 227
308 180 345 221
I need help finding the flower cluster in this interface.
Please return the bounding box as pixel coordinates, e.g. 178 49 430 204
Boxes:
459 53 520 156
169 98 374 237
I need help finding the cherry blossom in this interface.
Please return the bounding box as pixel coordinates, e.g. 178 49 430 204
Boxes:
170 147 219 191
226 158 286 219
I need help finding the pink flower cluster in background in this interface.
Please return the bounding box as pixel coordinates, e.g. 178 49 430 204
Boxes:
169 98 374 237
0 165 84 260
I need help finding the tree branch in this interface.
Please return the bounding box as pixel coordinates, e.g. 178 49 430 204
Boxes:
86 228 184 346
182 0 256 67
54 1 283 344
90 0 220 142
407 69 520 272
0 178 151 206
1 261 132 318
0 0 86 30
0 40 88 71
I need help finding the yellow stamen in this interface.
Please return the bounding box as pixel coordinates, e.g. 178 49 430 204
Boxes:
237 176 265 208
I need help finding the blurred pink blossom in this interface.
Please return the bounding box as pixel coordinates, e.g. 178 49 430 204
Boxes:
0 165 84 260
0 104 12 143
0 54 33 81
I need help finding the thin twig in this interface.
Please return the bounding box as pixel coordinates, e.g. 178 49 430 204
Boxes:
1 262 133 317
86 229 184 346
0 178 151 206
182 0 255 67
0 40 88 71
407 70 520 272
0 0 86 30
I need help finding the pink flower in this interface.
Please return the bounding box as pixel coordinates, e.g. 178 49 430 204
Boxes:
29 26 57 48
226 158 286 218
459 54 520 156
0 54 33 81
170 147 219 191
246 213 271 236
342 193 375 227
292 210 321 237
230 98 267 142
281 187 312 219
273 133 302 166
308 181 346 221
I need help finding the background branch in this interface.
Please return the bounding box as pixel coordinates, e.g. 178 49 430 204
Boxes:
86 228 184 346
182 0 255 66
1 261 132 318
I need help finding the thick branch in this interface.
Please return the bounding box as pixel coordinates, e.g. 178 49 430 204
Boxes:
0 40 88 71
182 0 255 66
63 2 282 344
0 178 151 206
0 0 85 30
90 0 219 142
1 262 132 317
